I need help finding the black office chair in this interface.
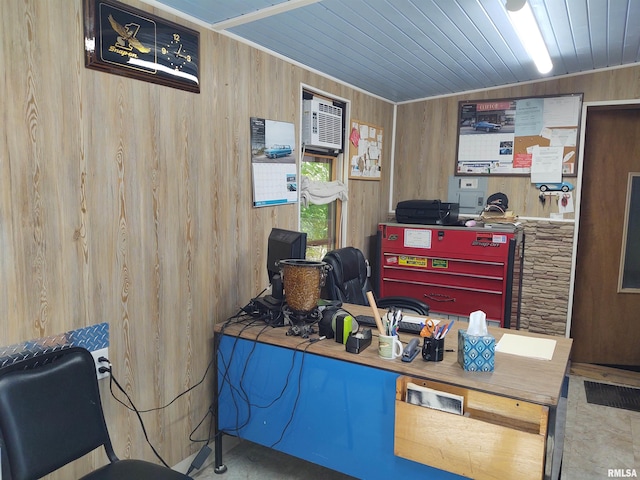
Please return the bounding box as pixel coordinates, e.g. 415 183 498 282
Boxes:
322 246 430 315
0 346 192 480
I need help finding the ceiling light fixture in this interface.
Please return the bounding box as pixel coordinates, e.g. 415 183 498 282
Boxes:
506 0 553 74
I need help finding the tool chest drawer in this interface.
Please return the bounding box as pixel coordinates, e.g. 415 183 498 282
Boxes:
382 279 504 322
378 223 524 328
394 376 547 480
381 257 506 290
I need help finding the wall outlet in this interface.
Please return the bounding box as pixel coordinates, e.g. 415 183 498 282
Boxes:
90 347 110 380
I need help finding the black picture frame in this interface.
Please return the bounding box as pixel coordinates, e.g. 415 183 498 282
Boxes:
83 0 200 93
455 93 583 176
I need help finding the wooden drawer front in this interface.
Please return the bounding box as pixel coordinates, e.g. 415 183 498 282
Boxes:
394 377 548 480
382 279 504 321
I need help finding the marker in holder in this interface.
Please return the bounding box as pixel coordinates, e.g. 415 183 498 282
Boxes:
422 336 444 362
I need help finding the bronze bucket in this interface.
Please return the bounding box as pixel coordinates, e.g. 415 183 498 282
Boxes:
279 259 329 314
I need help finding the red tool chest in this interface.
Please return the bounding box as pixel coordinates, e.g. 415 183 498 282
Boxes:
377 223 524 328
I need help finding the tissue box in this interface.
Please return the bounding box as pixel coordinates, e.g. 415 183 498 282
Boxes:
458 329 495 372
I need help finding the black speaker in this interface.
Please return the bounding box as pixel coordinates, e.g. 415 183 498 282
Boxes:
334 314 350 344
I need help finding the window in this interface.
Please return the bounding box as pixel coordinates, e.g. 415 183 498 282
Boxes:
299 88 347 261
300 153 342 261
618 173 640 292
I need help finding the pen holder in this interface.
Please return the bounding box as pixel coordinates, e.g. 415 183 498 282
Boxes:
422 337 444 362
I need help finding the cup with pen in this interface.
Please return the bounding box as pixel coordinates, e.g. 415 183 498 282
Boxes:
378 307 403 360
421 319 454 362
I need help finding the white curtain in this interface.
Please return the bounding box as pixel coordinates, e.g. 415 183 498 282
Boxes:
299 175 348 207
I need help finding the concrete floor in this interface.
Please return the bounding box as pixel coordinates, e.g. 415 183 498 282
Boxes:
188 371 640 480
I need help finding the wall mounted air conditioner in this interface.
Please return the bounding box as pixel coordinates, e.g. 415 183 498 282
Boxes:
302 98 343 151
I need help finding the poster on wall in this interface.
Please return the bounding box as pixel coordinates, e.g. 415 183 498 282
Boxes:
455 93 583 177
349 119 383 180
250 117 298 207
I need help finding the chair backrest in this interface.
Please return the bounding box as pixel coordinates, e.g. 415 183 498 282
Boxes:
0 347 117 480
322 247 371 305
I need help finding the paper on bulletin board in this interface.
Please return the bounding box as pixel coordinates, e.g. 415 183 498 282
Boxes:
349 119 383 180
530 146 563 183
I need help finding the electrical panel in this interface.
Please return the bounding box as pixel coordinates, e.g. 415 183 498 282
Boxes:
447 176 488 215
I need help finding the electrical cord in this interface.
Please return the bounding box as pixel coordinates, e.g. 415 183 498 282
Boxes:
216 322 268 432
215 312 297 439
269 336 325 448
215 319 273 435
201 305 273 447
185 310 260 474
215 312 328 447
93 300 269 475
179 313 251 451
97 353 215 415
98 362 171 468
122 292 319 471
214 303 333 453
100 355 218 474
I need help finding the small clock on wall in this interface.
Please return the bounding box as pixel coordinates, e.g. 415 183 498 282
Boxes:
84 0 200 93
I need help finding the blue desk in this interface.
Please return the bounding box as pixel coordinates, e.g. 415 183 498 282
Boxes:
213 305 571 480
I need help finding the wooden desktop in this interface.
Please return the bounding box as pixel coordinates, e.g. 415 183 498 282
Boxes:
213 304 572 479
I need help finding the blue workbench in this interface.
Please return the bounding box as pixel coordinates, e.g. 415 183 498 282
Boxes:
213 305 571 480
216 333 462 479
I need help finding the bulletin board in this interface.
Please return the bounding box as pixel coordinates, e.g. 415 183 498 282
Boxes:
455 93 583 177
349 119 383 180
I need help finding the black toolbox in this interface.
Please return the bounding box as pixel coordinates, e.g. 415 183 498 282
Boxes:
395 200 460 225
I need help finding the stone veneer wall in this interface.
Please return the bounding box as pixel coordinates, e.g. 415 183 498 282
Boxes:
519 220 575 336
382 216 576 337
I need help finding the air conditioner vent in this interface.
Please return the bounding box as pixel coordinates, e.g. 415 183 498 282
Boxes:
318 103 342 117
302 98 343 151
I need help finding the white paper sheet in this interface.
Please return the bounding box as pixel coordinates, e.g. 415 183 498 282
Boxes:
496 333 556 360
530 146 563 183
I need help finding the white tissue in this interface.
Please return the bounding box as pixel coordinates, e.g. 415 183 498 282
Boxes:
468 310 488 336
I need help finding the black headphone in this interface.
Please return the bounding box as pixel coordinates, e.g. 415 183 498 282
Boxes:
319 307 359 340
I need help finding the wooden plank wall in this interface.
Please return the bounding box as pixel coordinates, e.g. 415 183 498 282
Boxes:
1 0 639 476
394 67 640 214
0 0 394 476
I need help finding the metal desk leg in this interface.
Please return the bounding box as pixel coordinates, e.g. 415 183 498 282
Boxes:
545 364 570 479
213 430 227 474
213 331 227 474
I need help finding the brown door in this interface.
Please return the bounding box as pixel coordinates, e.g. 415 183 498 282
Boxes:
571 107 640 365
